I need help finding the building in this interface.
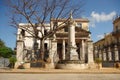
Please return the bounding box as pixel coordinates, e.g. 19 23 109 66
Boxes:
94 16 120 67
15 15 94 69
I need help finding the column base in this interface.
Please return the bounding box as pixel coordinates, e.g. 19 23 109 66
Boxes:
45 63 55 69
70 48 79 60
14 61 22 69
70 53 79 60
56 60 87 69
15 62 30 69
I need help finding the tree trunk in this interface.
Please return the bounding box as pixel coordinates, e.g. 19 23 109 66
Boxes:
40 39 45 60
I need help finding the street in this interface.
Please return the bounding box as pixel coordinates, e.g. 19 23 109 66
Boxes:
0 73 120 80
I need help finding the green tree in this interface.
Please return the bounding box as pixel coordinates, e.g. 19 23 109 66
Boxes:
95 58 102 69
95 58 102 64
0 39 14 58
0 39 5 47
0 46 14 58
9 56 17 68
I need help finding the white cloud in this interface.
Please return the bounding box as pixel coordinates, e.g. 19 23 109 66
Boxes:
88 11 116 27
97 34 104 39
91 11 116 22
88 17 96 27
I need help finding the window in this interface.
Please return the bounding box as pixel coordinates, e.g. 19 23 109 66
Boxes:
77 23 82 27
64 27 68 32
53 22 58 30
44 30 47 35
21 29 25 37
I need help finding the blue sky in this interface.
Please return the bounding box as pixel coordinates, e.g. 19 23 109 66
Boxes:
0 0 120 49
83 0 120 43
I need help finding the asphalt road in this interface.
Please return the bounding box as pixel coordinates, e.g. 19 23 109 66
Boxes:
0 73 120 80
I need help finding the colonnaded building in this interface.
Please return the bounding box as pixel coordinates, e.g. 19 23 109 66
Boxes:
94 16 120 67
15 14 94 69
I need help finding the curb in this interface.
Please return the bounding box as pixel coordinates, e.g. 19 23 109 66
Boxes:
0 68 120 74
0 71 120 74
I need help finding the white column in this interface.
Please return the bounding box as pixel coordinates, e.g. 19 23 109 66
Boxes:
103 49 107 61
108 47 112 61
68 25 76 46
67 12 78 60
114 45 119 61
17 41 24 62
87 40 94 63
81 40 85 60
15 40 24 68
94 46 98 59
99 50 102 60
62 39 65 60
46 39 58 69
79 43 82 60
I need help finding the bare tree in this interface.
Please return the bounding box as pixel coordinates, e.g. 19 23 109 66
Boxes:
6 0 84 62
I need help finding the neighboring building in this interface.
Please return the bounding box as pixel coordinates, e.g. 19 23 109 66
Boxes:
94 16 120 67
15 16 94 68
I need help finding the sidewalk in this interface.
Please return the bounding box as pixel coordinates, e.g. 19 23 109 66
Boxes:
0 68 120 74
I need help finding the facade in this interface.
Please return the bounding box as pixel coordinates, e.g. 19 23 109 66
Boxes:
15 16 94 68
94 16 120 67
